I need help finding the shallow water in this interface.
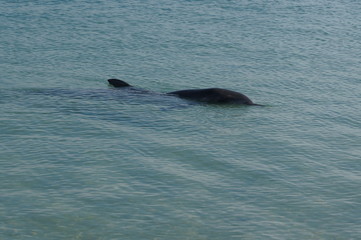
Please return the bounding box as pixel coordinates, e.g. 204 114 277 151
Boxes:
1 0 361 239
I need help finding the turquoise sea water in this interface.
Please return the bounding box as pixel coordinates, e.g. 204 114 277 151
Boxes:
1 0 360 239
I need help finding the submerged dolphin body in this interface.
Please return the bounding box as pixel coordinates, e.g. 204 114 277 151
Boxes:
107 78 262 106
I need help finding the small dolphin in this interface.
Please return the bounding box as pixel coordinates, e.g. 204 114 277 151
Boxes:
107 78 262 106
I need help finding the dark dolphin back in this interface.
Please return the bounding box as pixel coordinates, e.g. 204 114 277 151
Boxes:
108 79 132 87
167 88 255 105
107 79 262 105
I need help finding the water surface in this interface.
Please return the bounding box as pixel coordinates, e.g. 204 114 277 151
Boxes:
1 0 360 239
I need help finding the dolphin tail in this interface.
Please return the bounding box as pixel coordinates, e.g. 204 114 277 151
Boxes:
108 79 132 88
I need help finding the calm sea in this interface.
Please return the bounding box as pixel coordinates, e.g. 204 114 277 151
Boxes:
1 0 360 239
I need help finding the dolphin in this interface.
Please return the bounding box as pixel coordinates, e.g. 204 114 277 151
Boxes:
107 78 262 106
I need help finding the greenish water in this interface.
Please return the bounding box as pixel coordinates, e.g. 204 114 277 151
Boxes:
1 0 360 239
